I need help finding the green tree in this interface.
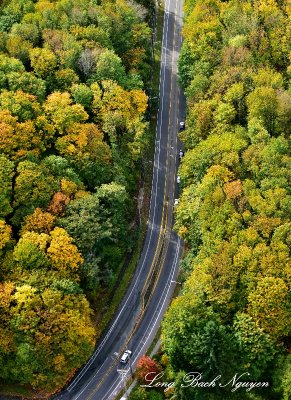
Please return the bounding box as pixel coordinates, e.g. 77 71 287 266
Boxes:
42 29 82 70
12 160 59 226
90 49 127 86
247 277 290 338
0 90 41 122
0 53 24 75
247 87 278 136
53 68 80 91
162 294 236 380
0 0 35 32
129 387 148 400
70 83 93 109
233 312 277 379
10 22 40 46
165 2 291 399
6 285 96 389
272 354 291 400
29 47 58 78
13 233 50 271
7 71 46 101
60 184 128 290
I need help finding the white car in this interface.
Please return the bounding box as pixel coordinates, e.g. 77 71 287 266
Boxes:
177 175 181 184
174 199 179 206
120 350 132 364
179 149 184 160
179 121 185 130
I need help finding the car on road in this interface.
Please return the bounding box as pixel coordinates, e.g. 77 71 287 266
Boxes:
179 121 185 130
177 175 180 184
179 149 184 160
120 350 132 364
174 199 179 206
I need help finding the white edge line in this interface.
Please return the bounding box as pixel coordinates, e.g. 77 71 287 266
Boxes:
67 0 172 395
101 237 181 400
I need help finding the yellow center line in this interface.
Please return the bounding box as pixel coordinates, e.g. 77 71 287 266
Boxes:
142 0 179 305
85 0 180 398
141 0 179 304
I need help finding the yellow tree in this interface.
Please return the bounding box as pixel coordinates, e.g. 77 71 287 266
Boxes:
47 227 83 273
44 92 88 134
56 122 112 188
29 47 58 78
0 220 13 259
21 208 56 234
248 277 290 338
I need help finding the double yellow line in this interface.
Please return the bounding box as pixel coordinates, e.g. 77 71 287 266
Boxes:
85 0 180 398
141 0 180 310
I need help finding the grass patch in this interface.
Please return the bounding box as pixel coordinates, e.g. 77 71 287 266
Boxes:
0 384 33 398
147 327 162 356
94 1 165 337
97 221 147 333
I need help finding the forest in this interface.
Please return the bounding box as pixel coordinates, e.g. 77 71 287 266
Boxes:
131 0 291 399
0 0 153 394
161 0 291 399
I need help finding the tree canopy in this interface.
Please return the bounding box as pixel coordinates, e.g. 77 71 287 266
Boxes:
0 0 152 394
161 1 291 399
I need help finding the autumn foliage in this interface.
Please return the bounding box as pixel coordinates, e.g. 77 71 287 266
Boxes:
162 0 291 399
136 355 162 384
21 208 56 234
0 0 151 394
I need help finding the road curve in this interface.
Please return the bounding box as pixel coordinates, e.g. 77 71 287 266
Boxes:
54 0 185 399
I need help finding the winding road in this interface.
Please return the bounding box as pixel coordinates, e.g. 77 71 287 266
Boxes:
54 0 185 398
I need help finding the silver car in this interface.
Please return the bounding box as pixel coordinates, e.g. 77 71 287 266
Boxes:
120 350 132 364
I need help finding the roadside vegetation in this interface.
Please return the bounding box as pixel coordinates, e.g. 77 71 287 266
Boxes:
163 0 291 399
129 0 291 399
0 0 155 396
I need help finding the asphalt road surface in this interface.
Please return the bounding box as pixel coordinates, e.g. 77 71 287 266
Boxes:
54 0 185 399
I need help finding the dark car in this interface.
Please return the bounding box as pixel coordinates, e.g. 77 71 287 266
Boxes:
179 121 185 130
